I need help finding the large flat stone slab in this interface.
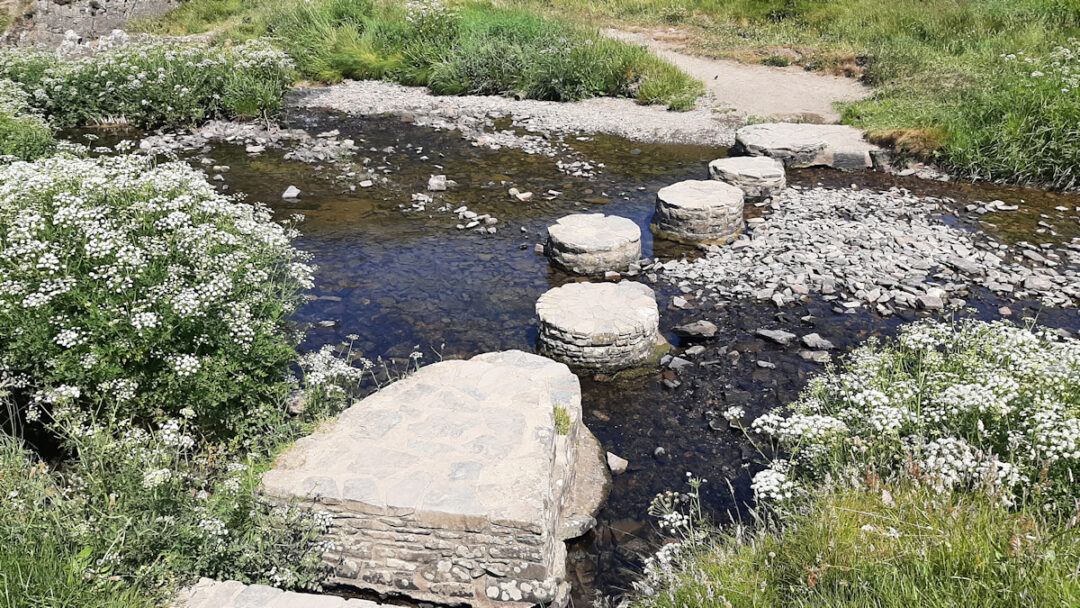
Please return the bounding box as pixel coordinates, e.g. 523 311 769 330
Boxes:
734 123 880 170
262 351 608 608
536 281 661 369
546 214 642 275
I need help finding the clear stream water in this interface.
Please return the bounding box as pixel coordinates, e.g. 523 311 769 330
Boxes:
80 109 1080 604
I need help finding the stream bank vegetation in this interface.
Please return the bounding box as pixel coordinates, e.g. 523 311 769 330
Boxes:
135 0 704 110
637 317 1080 607
0 151 409 607
496 0 1080 189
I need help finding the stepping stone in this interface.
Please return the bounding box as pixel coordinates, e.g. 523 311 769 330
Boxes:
652 180 745 245
546 213 641 275
708 156 786 199
734 123 880 170
536 281 661 369
261 351 608 608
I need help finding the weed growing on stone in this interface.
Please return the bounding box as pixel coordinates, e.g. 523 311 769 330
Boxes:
554 405 571 435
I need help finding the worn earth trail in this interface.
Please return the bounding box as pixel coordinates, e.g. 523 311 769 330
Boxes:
607 28 871 123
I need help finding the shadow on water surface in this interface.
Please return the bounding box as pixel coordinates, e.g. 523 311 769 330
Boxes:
70 111 1080 605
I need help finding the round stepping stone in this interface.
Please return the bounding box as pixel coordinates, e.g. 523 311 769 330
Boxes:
651 180 745 245
708 156 786 199
546 213 642 275
536 281 660 369
734 123 879 170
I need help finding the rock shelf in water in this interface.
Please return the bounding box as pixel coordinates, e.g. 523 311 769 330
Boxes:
734 123 880 170
261 351 609 608
546 213 642 275
536 281 662 369
652 179 746 245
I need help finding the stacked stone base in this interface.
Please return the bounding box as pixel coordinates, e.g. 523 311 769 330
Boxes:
536 281 661 370
652 180 746 245
545 214 642 276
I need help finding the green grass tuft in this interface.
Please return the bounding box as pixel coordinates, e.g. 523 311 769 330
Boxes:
136 0 704 110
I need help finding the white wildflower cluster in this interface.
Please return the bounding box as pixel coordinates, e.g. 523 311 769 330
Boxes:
0 35 293 129
1002 39 1080 94
405 0 458 25
751 319 1080 511
298 344 369 388
0 153 313 424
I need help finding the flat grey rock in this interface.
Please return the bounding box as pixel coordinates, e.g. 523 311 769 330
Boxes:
734 123 879 169
756 328 797 346
673 320 718 339
800 333 835 350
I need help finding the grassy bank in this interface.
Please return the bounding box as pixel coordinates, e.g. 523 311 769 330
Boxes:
135 0 703 109
494 0 1080 188
636 318 1080 607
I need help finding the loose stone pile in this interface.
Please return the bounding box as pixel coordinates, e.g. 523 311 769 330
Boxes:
138 121 358 165
652 180 745 245
536 281 662 368
546 214 642 275
261 350 608 608
708 156 786 200
660 186 1080 311
734 123 880 170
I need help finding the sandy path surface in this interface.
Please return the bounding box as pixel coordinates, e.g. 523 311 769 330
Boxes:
607 28 871 123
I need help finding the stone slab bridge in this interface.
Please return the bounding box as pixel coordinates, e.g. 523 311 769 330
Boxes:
213 350 611 608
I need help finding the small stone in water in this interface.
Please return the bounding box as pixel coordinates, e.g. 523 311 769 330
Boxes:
428 174 447 191
282 185 301 199
606 452 628 475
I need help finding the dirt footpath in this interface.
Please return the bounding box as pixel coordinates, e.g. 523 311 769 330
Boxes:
607 28 871 123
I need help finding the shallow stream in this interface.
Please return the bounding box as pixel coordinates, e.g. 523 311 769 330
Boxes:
82 109 1080 604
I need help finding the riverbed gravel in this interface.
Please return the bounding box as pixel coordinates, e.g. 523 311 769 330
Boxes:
660 185 1080 311
290 80 740 147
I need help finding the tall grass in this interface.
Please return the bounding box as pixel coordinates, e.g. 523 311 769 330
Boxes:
136 0 704 110
497 0 1080 187
636 484 1080 608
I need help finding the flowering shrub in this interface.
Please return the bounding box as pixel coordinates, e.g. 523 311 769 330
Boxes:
0 32 294 128
0 152 313 437
0 79 54 160
749 318 1080 512
0 416 333 601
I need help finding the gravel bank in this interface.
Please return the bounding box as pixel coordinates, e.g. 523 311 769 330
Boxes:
290 80 739 148
660 186 1080 312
